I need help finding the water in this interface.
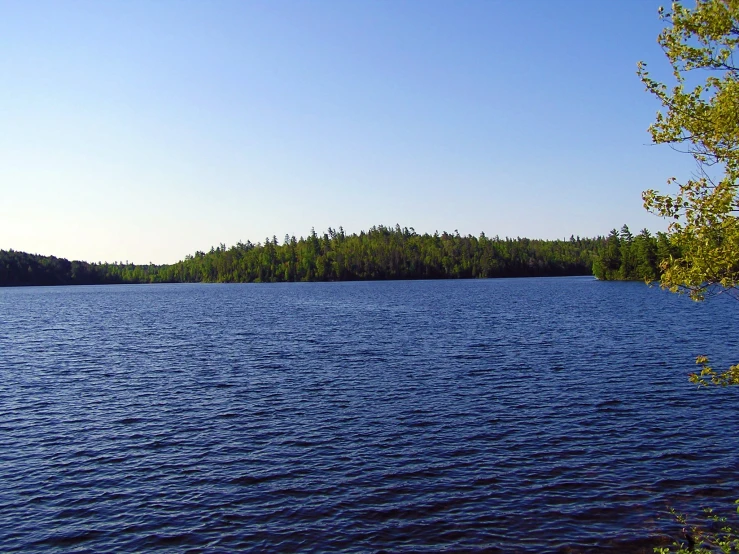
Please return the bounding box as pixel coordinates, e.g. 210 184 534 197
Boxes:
1 277 738 553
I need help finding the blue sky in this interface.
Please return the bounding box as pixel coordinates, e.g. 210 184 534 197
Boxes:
1 0 692 263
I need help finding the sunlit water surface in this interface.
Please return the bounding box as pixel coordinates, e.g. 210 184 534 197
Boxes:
1 277 738 553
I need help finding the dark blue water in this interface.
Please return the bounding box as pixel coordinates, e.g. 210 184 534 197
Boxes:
1 277 738 553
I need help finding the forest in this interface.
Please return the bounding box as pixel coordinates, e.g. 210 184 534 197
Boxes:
591 225 677 282
0 224 668 286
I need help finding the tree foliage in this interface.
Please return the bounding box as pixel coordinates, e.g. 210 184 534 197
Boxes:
0 225 605 287
157 225 600 283
0 250 165 286
637 3 739 550
639 0 739 389
638 0 739 302
655 504 739 554
591 224 678 281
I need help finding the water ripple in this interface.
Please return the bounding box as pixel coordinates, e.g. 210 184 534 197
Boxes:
1 278 738 553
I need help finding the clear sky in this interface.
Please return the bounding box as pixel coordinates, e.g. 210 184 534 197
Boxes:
1 0 694 264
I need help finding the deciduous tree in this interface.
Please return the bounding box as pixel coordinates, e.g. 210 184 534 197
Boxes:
638 0 739 301
638 0 739 386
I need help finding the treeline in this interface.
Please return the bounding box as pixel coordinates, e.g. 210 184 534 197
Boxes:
0 250 164 286
591 225 679 281
1 225 603 286
1 224 675 287
156 225 600 283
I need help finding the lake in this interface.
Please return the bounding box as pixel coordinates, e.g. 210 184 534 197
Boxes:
1 277 738 553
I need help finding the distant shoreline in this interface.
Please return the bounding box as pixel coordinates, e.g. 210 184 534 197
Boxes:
1 225 603 287
1 223 666 287
1 271 599 289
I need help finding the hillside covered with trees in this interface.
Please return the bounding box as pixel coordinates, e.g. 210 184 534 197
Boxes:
0 250 164 287
1 224 670 287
